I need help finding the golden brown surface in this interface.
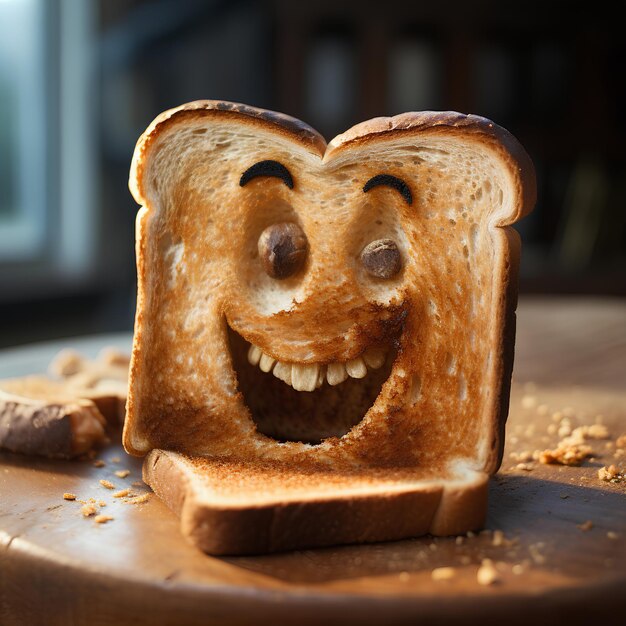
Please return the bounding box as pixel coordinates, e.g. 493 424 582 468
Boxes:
1 297 625 625
124 102 536 485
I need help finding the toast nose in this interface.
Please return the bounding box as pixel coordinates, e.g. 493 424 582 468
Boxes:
258 222 308 279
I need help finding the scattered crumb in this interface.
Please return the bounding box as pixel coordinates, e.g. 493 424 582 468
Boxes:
113 489 131 498
429 543 438 551
511 564 525 575
492 530 505 546
598 465 624 483
114 469 130 478
521 395 536 409
577 520 594 532
126 493 151 504
616 435 626 448
94 514 113 524
131 481 144 488
93 460 106 468
551 411 564 423
540 444 592 466
477 559 499 585
455 536 464 546
110 456 121 464
99 479 115 490
607 531 619 540
98 501 106 507
528 543 546 564
432 566 456 582
63 493 76 501
560 493 569 499
515 462 533 471
466 531 475 538
81 504 97 517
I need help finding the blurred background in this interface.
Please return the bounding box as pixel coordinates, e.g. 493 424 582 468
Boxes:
0 0 624 348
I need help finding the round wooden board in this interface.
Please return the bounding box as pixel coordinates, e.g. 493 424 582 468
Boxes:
1 297 625 625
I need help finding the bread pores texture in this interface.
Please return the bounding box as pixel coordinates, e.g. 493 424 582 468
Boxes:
124 101 535 477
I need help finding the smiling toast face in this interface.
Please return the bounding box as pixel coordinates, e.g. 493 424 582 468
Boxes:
123 102 535 481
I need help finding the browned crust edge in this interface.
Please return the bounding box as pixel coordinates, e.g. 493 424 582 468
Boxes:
129 100 328 206
143 450 487 555
326 110 536 225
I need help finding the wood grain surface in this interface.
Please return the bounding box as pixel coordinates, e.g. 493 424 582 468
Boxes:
0 296 625 626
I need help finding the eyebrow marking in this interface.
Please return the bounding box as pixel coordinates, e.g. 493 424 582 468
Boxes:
363 174 412 205
239 160 294 189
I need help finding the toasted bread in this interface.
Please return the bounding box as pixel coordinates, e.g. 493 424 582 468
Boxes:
124 101 535 553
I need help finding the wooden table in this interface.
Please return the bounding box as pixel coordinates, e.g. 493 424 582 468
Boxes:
1 296 625 626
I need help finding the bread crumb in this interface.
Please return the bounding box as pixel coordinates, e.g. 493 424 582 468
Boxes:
515 462 533 471
598 465 624 482
94 514 113 524
99 479 115 489
93 460 106 468
511 564 525 575
616 435 626 448
577 520 594 532
63 493 76 501
131 480 144 487
540 444 592 466
98 500 106 507
492 530 505 546
113 489 131 498
529 543 546 564
477 559 499 585
126 493 151 504
607 531 619 540
560 493 569 499
466 531 475 538
114 469 130 478
110 456 121 463
521 395 537 409
455 536 464 546
432 566 456 581
81 504 97 517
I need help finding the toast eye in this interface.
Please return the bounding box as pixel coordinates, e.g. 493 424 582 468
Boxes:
258 222 308 279
360 238 402 279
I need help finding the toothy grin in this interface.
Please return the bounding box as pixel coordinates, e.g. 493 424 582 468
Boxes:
246 343 387 392
227 326 397 444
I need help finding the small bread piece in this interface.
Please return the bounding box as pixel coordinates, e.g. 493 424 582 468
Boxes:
48 348 129 424
126 101 535 553
0 376 106 458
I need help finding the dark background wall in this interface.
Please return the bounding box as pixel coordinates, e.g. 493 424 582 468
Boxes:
0 0 624 348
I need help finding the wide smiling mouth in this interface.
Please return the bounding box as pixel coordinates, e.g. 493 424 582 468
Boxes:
227 327 397 445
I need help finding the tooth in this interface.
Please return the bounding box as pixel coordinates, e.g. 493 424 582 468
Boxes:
273 361 292 385
363 346 386 369
346 357 367 379
327 362 348 386
291 363 319 392
259 353 276 373
247 344 262 366
316 367 326 388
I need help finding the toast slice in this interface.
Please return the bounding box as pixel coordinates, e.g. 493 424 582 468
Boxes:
124 101 535 553
144 449 488 555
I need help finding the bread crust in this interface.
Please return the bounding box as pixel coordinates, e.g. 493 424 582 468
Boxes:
144 449 487 555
